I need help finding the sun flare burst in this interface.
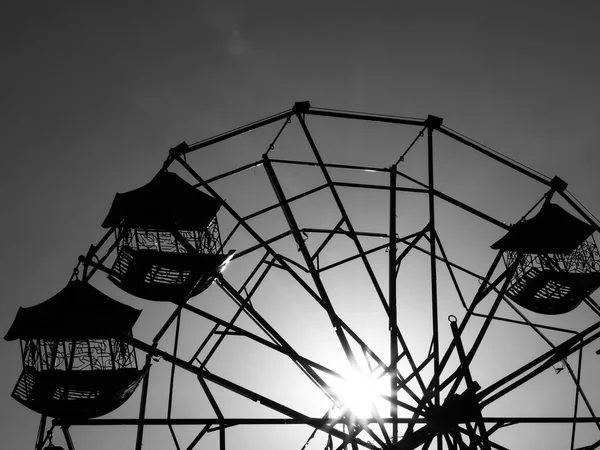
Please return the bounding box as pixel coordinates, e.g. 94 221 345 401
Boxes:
333 370 385 418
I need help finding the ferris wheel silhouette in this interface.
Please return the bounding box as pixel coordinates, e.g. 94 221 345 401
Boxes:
6 101 600 450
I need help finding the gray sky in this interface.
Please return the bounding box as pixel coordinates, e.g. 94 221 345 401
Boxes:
1 2 600 449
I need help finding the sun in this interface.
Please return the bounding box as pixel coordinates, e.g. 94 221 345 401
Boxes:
334 370 383 418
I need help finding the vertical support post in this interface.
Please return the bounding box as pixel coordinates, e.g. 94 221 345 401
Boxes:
389 164 399 442
570 345 583 450
167 312 181 420
167 312 182 448
425 116 441 410
425 116 442 450
220 426 226 450
135 354 152 450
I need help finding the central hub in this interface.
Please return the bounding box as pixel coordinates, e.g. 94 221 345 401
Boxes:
425 391 481 433
390 390 483 450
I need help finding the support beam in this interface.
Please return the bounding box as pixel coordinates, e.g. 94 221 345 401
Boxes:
262 155 358 366
389 164 399 442
437 127 551 186
426 118 440 409
35 415 47 450
57 416 600 426
175 110 293 155
61 426 75 450
120 335 380 450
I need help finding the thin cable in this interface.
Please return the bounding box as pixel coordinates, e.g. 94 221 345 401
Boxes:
442 125 551 181
519 192 549 222
265 115 292 156
187 109 292 148
395 126 426 165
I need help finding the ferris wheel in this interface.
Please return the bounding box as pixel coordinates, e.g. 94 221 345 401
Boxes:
6 101 600 450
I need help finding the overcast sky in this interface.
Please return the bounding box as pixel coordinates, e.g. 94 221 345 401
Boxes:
1 2 600 449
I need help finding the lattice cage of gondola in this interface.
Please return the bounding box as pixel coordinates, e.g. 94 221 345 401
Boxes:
4 280 146 419
492 202 600 314
101 169 234 302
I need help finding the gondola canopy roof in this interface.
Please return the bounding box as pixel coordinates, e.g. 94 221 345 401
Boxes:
4 280 142 341
101 171 221 230
491 203 595 254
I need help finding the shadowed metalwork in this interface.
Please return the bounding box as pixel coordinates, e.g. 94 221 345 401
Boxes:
6 102 600 450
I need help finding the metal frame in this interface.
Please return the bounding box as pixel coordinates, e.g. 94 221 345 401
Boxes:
23 102 600 450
